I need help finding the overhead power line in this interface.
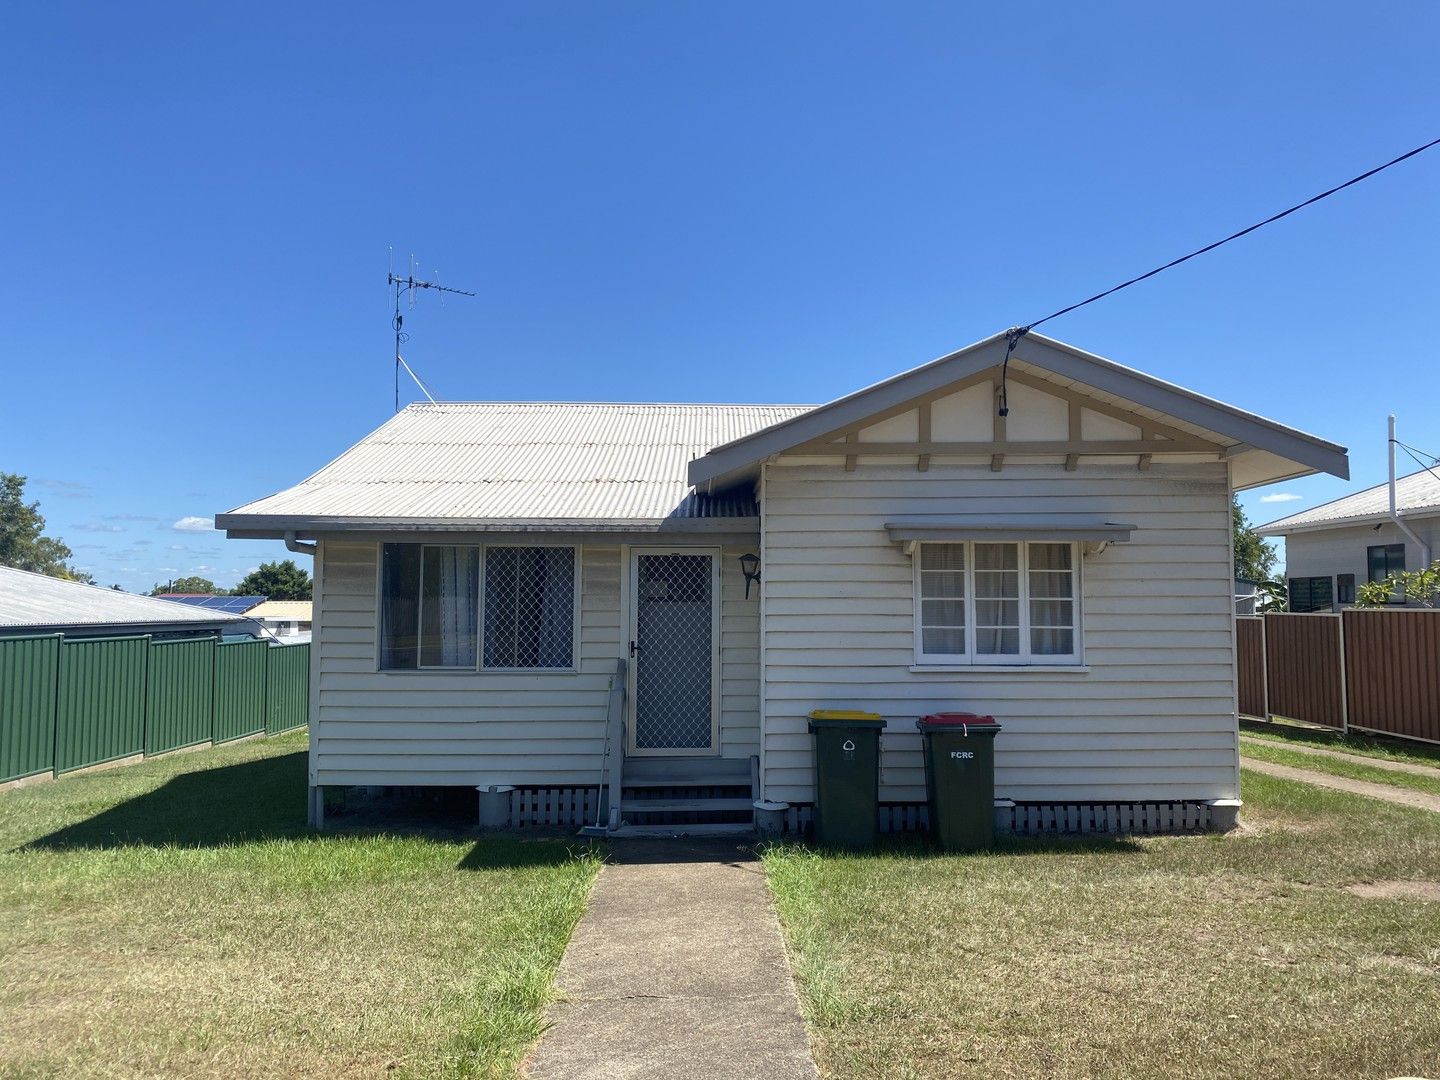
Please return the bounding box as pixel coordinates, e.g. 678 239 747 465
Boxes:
1393 438 1440 486
995 136 1440 415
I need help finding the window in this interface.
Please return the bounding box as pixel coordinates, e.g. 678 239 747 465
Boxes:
1287 576 1333 613
1367 544 1406 582
1367 543 1406 604
483 546 576 669
916 541 1079 666
1336 573 1356 605
379 543 576 671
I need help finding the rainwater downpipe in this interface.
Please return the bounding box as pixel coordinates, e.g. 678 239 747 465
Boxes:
285 531 318 556
1389 415 1431 566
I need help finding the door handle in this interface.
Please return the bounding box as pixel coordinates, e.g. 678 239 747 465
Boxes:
629 640 640 658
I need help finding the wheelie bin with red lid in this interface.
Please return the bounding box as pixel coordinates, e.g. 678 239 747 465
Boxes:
916 712 1002 850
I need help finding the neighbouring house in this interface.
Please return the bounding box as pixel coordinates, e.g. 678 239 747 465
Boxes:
216 331 1348 834
1257 469 1439 612
0 567 249 640
243 599 313 641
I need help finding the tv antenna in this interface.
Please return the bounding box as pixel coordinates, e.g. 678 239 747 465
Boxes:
388 253 475 412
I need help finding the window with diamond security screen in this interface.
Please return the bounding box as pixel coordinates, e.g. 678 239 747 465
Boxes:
916 541 1080 665
483 546 576 669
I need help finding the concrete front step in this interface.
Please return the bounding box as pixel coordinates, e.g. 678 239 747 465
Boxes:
606 822 757 838
620 798 755 814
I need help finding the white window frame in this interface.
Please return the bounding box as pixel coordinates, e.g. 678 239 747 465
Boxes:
374 541 581 674
912 540 1083 668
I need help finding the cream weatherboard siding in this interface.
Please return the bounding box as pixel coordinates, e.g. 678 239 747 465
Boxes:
311 539 759 787
759 460 1240 804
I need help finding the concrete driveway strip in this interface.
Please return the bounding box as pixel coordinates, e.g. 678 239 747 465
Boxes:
1238 735 1440 779
1242 756 1440 813
525 838 820 1080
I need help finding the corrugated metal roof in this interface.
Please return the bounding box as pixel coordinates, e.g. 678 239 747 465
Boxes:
1258 468 1440 535
245 599 312 620
220 402 812 528
0 567 248 629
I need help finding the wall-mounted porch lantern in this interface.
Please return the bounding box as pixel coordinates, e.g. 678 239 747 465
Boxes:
738 552 761 599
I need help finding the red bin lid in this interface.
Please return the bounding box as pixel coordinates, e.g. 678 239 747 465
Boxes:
917 712 999 729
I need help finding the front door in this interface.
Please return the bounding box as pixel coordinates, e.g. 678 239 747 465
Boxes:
628 548 720 756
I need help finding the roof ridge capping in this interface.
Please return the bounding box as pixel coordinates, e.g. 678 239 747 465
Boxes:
685 331 1349 491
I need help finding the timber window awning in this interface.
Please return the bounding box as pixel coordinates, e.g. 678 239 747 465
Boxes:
884 515 1137 545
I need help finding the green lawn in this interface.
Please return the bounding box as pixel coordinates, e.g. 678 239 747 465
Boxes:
1241 718 1440 770
1241 738 1440 798
0 733 600 1079
763 773 1440 1079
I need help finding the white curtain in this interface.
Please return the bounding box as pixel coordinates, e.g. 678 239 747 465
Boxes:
421 546 477 667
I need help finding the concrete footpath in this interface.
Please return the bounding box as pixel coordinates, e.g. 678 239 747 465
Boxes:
1241 756 1440 813
524 838 820 1080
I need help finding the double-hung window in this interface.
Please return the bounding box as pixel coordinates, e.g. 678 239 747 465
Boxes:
379 543 577 671
916 541 1080 666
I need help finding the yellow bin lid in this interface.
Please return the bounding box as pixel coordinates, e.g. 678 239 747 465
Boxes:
807 709 883 721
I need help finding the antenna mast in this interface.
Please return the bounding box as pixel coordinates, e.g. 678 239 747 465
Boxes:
388 258 476 412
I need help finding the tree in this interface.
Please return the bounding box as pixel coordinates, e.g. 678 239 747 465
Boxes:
0 473 93 583
151 575 223 596
232 559 312 600
1356 560 1440 609
1232 497 1277 583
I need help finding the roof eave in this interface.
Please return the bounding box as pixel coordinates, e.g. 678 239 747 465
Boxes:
1257 506 1440 537
218 513 759 539
687 332 1349 486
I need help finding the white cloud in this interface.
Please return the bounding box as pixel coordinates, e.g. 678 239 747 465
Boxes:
75 522 124 533
1259 492 1303 504
172 516 215 532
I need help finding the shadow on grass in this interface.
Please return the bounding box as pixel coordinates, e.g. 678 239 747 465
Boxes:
25 750 310 851
22 751 596 873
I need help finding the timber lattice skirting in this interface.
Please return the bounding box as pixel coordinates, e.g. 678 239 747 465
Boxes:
479 787 1222 835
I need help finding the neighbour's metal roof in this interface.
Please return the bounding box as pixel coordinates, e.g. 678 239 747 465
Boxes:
0 566 249 630
1257 468 1440 536
217 402 812 533
244 599 313 620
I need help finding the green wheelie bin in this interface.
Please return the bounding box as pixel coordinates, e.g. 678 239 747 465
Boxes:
916 713 1002 850
807 710 885 848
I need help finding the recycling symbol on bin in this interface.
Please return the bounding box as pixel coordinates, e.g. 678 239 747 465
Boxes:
842 739 856 753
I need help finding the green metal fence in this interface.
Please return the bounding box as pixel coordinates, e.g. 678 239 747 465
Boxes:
147 638 216 755
0 635 61 783
215 639 269 743
56 636 149 773
265 642 309 734
0 635 309 784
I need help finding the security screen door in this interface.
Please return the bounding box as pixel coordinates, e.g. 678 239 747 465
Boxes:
629 549 719 755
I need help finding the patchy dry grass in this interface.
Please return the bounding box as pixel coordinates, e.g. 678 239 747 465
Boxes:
0 732 599 1079
763 772 1440 1080
1241 738 1440 798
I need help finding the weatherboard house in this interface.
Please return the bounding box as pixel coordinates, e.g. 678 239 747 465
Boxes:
217 332 1349 834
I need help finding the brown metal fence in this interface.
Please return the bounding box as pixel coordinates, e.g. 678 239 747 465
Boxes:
1235 617 1266 718
1236 610 1440 744
1343 610 1440 744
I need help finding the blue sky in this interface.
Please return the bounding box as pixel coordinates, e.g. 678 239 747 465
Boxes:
2 3 1436 591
